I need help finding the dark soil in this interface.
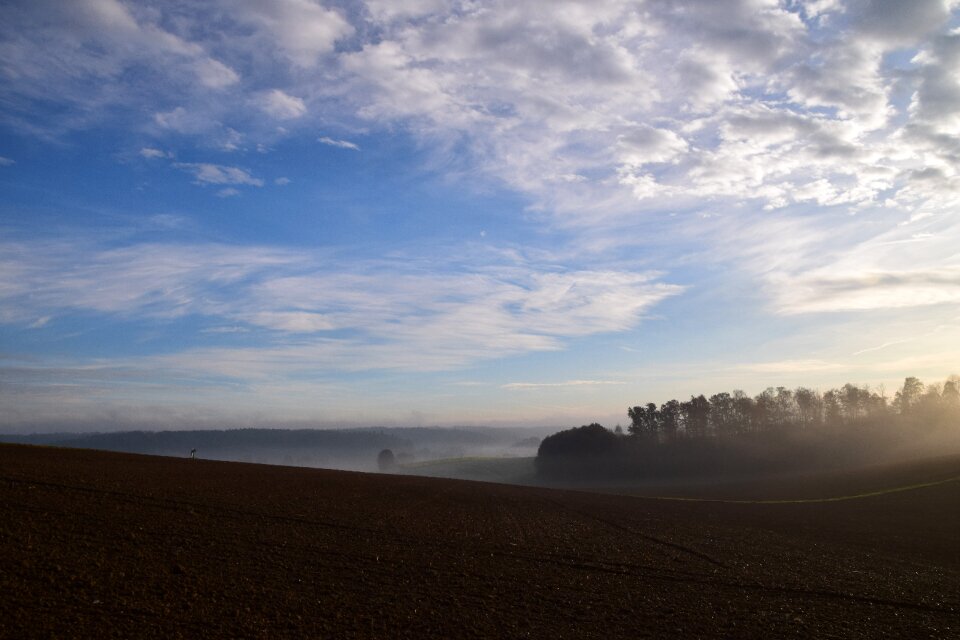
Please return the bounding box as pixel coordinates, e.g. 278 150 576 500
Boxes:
2 444 958 638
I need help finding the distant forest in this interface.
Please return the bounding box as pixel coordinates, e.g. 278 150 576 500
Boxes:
537 376 960 481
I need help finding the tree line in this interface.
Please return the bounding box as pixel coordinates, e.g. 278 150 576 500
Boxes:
624 376 959 441
537 376 960 481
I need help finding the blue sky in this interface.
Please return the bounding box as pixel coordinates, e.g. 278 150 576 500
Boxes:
2 0 960 431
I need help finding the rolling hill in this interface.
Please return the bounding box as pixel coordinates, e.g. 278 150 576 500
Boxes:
2 444 958 638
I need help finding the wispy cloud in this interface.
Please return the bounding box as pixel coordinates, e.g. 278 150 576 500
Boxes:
318 136 360 151
0 239 298 324
200 326 250 334
739 212 960 315
502 380 625 390
0 156 14 166
139 147 171 159
852 338 916 357
243 311 335 333
27 316 50 329
0 237 682 374
174 163 264 187
852 320 960 356
734 360 846 374
0 0 239 139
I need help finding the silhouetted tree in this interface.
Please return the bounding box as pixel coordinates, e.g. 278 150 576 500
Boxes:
916 383 944 428
660 399 682 442
377 448 396 471
894 377 924 415
538 374 960 482
794 387 820 429
731 390 754 435
709 392 735 439
536 424 623 479
823 389 843 425
628 403 661 439
841 383 866 422
943 379 960 414
864 386 889 423
682 395 710 439
539 424 619 457
773 387 795 429
753 388 776 432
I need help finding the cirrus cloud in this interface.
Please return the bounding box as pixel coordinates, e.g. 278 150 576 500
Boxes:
0 237 683 374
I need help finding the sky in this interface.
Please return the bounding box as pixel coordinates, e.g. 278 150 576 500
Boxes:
1 0 960 432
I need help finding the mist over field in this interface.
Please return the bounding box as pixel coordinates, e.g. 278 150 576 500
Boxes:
534 375 960 486
6 373 957 490
0 426 551 474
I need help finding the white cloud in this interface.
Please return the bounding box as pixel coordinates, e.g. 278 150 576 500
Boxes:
798 0 843 22
707 201 960 316
0 240 298 323
777 269 960 313
0 238 682 373
0 156 14 166
174 163 264 187
783 39 891 129
672 49 741 111
366 0 449 23
0 0 238 128
192 57 240 89
852 337 915 356
274 177 291 185
2 0 960 329
219 128 244 152
216 187 240 198
318 136 360 150
153 107 213 134
617 125 688 166
4 0 957 229
139 147 170 159
232 0 354 68
325 0 922 228
908 31 960 138
256 89 307 120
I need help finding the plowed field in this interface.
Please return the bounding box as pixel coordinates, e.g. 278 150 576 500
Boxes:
2 444 958 638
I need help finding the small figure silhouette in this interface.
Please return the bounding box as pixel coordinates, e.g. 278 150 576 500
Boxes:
190 448 197 460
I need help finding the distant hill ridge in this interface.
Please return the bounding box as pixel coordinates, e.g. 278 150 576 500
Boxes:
0 426 550 471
